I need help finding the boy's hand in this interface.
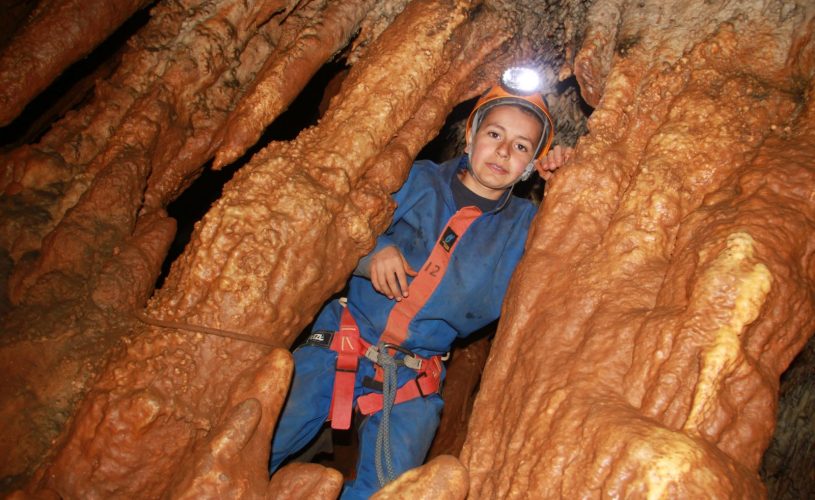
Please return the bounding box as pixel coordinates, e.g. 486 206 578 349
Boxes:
370 246 417 301
538 145 573 180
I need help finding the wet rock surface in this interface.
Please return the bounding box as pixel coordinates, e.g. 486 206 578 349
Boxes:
462 0 815 497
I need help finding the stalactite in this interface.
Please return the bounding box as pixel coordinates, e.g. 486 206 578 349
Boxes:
209 0 381 169
0 0 154 126
1 0 296 262
0 1 300 486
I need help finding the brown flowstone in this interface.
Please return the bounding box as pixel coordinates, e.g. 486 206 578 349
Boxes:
461 1 815 497
210 0 381 170
371 455 468 500
427 336 491 459
266 462 344 500
0 0 295 262
0 0 360 486
166 349 299 499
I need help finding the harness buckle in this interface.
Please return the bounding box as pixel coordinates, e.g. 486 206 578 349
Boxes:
367 343 424 370
379 342 415 357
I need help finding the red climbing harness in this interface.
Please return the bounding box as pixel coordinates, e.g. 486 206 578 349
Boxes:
326 308 444 429
356 353 443 416
327 307 369 430
324 206 482 430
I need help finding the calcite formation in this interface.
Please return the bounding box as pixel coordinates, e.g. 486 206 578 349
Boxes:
0 0 520 496
0 0 154 126
462 0 815 498
371 455 469 500
427 337 491 459
0 0 813 498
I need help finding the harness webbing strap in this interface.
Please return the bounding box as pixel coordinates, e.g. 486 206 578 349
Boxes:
379 206 482 346
328 308 367 430
325 308 445 425
357 355 443 415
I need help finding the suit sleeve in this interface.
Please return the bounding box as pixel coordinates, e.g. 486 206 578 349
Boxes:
353 163 426 277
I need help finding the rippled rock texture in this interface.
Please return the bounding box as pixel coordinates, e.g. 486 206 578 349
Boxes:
462 1 815 498
1 0 813 498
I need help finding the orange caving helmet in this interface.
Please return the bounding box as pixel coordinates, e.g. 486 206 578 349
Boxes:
465 67 555 180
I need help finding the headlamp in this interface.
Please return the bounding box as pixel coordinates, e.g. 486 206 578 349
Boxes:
500 67 542 95
465 66 555 169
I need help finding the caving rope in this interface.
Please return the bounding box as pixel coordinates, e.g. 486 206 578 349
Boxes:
132 310 282 348
374 342 398 485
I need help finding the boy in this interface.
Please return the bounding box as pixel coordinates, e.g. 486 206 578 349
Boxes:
270 68 568 499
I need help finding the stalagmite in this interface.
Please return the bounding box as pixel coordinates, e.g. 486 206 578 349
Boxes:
371 455 468 500
0 0 813 498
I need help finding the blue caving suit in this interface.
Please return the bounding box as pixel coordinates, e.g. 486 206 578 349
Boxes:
270 156 536 499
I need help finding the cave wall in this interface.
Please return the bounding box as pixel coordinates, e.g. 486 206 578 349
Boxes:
462 0 815 497
0 0 813 498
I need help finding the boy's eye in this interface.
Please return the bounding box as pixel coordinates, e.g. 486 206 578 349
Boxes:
487 131 499 139
515 143 529 153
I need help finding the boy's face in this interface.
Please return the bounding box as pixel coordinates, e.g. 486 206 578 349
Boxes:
464 105 543 200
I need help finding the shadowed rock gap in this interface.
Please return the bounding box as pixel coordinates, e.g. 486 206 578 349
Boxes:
761 329 815 499
0 0 157 126
0 6 153 152
158 57 350 290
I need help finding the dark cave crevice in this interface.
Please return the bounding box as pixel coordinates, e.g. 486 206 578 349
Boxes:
0 4 154 152
156 58 351 290
761 331 815 500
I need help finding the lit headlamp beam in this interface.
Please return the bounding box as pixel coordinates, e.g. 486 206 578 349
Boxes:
501 67 542 95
